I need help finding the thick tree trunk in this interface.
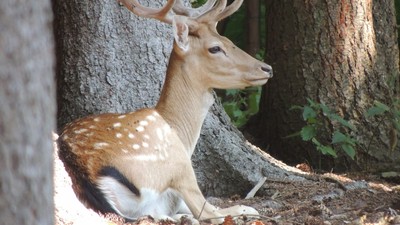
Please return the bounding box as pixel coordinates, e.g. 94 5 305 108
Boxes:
54 0 170 125
54 0 307 204
0 0 55 224
251 0 400 171
245 0 260 56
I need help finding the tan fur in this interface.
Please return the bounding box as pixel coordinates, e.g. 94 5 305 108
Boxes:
59 0 272 223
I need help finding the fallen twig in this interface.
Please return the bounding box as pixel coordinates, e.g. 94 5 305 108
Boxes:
245 177 267 199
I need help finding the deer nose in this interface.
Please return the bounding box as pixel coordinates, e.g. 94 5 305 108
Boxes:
261 64 273 78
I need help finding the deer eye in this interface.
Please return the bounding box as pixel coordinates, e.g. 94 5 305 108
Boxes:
208 46 222 54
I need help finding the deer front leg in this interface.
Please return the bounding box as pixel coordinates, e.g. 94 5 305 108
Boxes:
173 166 258 224
173 170 223 224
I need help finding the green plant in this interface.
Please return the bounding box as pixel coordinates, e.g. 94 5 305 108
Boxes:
221 87 262 127
290 98 357 159
366 99 400 151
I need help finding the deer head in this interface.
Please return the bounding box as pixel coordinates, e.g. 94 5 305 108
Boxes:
119 0 273 90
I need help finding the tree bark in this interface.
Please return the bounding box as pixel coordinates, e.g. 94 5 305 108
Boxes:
245 0 260 56
251 0 400 171
54 0 307 203
0 0 55 224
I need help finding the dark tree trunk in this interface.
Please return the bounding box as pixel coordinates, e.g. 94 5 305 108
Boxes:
245 0 260 56
250 0 400 172
0 0 55 224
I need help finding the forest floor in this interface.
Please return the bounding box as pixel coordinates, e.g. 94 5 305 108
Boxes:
100 172 400 225
54 137 400 225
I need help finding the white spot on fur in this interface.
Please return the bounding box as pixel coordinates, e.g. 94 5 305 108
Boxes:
94 142 110 149
139 120 148 126
128 133 135 139
143 134 150 139
146 115 156 121
142 142 149 148
94 118 100 122
89 125 96 129
118 115 126 119
113 122 122 128
132 144 140 150
116 133 123 138
136 126 144 132
122 148 129 153
74 128 88 134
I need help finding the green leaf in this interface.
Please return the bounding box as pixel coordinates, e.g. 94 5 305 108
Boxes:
307 117 318 124
330 114 355 130
290 105 303 111
332 131 347 144
320 104 331 115
374 100 390 111
366 106 387 117
341 144 356 159
332 131 357 145
247 92 259 114
284 131 301 139
223 103 236 118
311 137 321 146
300 125 316 141
225 89 240 96
233 109 243 118
306 98 318 108
393 119 400 132
318 145 337 157
302 106 317 121
234 117 247 128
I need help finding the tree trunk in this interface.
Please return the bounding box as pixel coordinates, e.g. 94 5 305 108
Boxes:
0 0 55 224
54 0 307 203
251 0 400 171
245 0 260 56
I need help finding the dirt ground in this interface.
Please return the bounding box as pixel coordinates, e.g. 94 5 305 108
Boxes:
54 137 400 225
99 172 400 225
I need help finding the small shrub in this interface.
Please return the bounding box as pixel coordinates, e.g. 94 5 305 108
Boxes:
290 98 357 159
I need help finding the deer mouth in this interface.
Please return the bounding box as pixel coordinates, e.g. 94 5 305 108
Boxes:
247 77 270 85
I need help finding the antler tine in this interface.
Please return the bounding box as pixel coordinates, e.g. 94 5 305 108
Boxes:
196 0 244 24
214 0 243 21
196 0 227 23
172 0 217 18
119 0 176 24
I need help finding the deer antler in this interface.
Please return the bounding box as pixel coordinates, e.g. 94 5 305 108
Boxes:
197 0 244 23
214 0 243 21
118 0 243 25
118 0 176 23
172 0 216 18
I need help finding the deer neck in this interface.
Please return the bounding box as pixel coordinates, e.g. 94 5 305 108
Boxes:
155 52 214 157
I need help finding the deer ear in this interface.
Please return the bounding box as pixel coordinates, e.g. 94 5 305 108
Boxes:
172 16 189 52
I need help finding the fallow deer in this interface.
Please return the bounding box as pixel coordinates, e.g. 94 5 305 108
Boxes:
58 0 273 223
